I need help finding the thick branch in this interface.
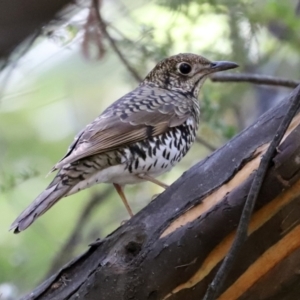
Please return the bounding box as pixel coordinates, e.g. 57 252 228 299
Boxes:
0 0 74 64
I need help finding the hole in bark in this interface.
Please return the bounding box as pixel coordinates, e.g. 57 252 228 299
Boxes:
124 241 142 260
148 290 158 299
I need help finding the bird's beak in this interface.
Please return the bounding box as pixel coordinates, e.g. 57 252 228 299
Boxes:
209 61 239 72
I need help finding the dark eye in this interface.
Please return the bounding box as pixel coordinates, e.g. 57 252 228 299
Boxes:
178 62 192 75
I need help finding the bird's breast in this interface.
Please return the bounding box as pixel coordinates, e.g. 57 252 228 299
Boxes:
119 116 198 180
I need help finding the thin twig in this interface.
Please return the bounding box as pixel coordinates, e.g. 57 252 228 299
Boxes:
45 187 113 278
93 0 142 83
203 84 300 300
195 136 216 152
210 73 299 88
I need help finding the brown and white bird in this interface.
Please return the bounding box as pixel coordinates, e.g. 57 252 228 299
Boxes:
10 53 238 233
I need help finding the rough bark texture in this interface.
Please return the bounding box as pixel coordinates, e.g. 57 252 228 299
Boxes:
20 86 300 300
0 0 74 63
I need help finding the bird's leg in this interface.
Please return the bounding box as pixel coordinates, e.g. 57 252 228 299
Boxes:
113 183 133 217
137 174 169 189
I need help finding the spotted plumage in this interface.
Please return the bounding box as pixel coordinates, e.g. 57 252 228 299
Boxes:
10 53 238 233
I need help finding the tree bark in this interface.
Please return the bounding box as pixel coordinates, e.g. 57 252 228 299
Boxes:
22 86 300 300
0 0 74 62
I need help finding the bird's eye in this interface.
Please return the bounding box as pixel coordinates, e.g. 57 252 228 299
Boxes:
178 62 192 75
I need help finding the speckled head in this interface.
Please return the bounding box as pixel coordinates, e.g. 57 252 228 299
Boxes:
142 53 238 98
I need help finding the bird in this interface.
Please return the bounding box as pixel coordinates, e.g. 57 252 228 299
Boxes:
10 53 238 233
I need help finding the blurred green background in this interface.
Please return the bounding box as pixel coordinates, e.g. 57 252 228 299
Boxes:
0 0 300 298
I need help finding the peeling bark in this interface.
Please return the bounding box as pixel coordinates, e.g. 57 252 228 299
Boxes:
23 87 300 300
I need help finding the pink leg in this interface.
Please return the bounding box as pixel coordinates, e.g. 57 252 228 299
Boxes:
113 183 133 217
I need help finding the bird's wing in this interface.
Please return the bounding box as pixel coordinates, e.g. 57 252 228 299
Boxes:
53 85 194 170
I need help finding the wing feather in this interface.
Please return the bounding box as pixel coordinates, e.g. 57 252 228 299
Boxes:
53 86 194 170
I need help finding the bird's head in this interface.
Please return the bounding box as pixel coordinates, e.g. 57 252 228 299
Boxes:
143 53 238 98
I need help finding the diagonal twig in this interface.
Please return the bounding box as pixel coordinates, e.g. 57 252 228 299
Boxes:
211 73 299 88
195 136 216 152
203 84 300 300
93 0 142 83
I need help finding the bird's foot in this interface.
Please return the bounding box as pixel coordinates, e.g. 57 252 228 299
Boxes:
121 219 129 225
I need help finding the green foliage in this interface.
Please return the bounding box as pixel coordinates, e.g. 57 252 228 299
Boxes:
201 88 238 140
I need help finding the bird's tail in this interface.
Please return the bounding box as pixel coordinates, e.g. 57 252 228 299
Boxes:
10 177 73 233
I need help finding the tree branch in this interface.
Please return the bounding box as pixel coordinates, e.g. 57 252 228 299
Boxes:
0 0 74 62
93 0 143 83
195 136 217 152
210 73 300 88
